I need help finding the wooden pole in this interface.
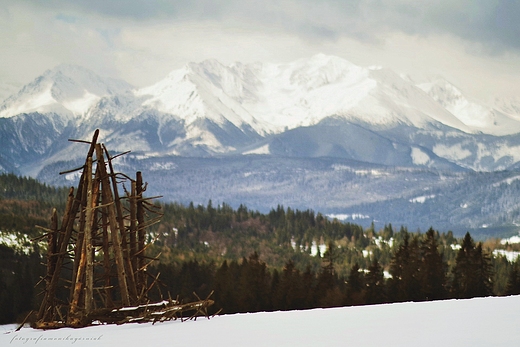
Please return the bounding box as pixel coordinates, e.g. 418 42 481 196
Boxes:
69 233 87 326
36 208 59 322
69 156 95 326
70 164 89 302
95 144 130 307
136 171 146 295
39 179 83 324
90 166 101 309
84 156 94 315
56 187 74 257
101 197 114 308
104 145 138 304
129 181 138 282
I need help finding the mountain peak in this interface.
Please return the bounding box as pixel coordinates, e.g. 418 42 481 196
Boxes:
0 64 132 119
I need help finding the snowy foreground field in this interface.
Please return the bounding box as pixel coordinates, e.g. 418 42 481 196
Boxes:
2 295 519 346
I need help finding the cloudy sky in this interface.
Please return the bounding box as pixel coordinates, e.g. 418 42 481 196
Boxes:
1 0 519 101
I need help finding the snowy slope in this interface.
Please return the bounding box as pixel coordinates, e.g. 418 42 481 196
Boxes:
3 55 520 175
0 64 132 119
2 55 519 137
243 55 471 132
136 60 269 135
418 78 520 135
3 296 520 346
135 54 475 134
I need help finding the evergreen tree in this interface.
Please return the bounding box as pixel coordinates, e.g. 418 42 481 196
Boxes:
364 258 386 304
270 269 281 311
506 262 520 295
346 262 364 306
472 243 493 297
315 241 345 307
388 232 421 302
278 260 305 310
238 253 271 312
420 227 447 300
451 232 494 298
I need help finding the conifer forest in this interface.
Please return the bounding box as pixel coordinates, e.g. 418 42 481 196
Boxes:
0 173 519 324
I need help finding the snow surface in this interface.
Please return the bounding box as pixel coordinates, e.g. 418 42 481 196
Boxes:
3 296 520 346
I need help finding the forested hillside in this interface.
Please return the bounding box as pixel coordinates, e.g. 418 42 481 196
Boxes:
0 174 519 324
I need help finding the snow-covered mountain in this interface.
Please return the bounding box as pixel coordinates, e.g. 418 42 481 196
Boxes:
2 54 520 175
4 55 520 236
0 64 132 119
417 77 520 136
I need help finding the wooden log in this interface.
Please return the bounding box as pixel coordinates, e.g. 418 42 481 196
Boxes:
36 208 60 322
101 198 114 308
69 157 95 327
56 188 74 263
104 145 138 304
48 209 58 286
85 156 95 314
38 180 84 323
90 166 101 307
68 233 87 326
136 171 146 295
96 144 130 307
129 181 138 281
70 162 89 302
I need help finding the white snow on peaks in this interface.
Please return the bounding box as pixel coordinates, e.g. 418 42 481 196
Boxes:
4 55 520 140
366 69 470 131
0 81 57 117
0 64 132 119
418 78 520 135
247 54 375 130
136 61 269 135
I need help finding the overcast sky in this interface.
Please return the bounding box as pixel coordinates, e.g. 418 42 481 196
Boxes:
1 0 519 101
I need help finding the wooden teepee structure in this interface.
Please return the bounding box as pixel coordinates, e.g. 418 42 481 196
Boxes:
33 130 213 329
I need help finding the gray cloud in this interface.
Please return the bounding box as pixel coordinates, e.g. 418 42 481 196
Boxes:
30 0 517 52
2 0 518 100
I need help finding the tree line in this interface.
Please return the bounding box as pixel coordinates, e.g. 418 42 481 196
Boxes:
147 228 520 315
1 174 520 323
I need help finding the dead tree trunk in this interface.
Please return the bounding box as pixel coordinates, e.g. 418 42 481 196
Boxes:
136 171 146 296
95 144 130 307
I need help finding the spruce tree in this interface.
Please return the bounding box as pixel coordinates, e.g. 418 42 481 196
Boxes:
420 227 447 300
364 258 386 304
346 262 364 306
451 232 494 298
472 243 493 297
506 262 520 295
388 232 421 302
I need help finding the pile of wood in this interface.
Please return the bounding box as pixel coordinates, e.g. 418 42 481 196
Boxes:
32 130 213 329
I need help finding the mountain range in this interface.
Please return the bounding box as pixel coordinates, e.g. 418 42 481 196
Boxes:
2 54 520 237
